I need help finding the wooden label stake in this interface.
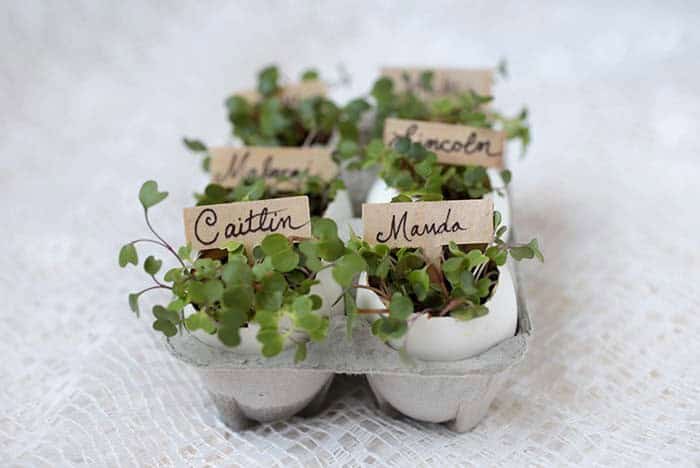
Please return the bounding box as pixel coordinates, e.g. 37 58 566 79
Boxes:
384 118 506 168
362 199 494 265
183 196 311 253
380 67 493 97
209 146 338 189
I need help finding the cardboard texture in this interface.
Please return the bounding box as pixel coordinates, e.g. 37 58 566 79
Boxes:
209 146 338 189
380 67 492 97
362 199 494 263
384 118 506 168
234 80 326 105
183 196 311 251
167 257 530 432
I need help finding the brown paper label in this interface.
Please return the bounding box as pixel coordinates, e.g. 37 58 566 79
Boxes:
362 199 494 258
381 67 492 97
209 147 338 188
183 196 311 251
235 80 326 105
383 118 505 168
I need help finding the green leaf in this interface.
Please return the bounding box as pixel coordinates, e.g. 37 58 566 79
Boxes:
312 218 339 240
332 253 367 288
185 311 216 333
252 256 274 280
372 317 408 341
465 249 489 269
451 305 489 321
337 139 359 158
393 136 411 153
271 249 300 272
486 246 508 266
128 293 140 316
217 326 241 347
261 233 291 256
152 305 179 324
493 211 502 229
318 239 345 261
301 69 319 81
221 258 253 286
183 137 207 152
189 279 224 305
419 70 434 91
138 180 168 209
500 169 512 185
442 257 464 273
292 296 313 315
308 317 329 342
256 272 286 311
258 65 279 96
299 241 322 272
510 245 534 261
163 267 182 282
310 294 322 310
167 298 185 312
296 311 322 332
220 306 247 329
528 239 544 262
459 270 478 295
119 243 138 267
257 328 284 357
389 292 413 320
153 319 177 337
144 256 162 275
406 268 430 301
177 244 192 261
223 241 244 253
222 284 254 314
294 342 308 363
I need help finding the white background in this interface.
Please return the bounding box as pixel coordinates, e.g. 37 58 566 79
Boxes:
1 1 699 466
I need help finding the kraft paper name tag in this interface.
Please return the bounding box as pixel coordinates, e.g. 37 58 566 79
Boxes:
383 118 505 168
235 80 326 105
362 199 494 263
183 196 311 252
209 147 338 188
380 67 492 97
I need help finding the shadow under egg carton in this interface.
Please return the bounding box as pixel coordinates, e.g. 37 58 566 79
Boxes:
166 262 531 433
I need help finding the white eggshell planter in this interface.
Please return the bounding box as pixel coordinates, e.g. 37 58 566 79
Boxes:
365 168 511 230
355 266 517 362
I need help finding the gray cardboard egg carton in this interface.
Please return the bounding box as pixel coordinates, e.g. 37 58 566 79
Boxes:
166 259 531 433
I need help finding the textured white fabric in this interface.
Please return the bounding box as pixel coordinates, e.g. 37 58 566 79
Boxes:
1 1 699 466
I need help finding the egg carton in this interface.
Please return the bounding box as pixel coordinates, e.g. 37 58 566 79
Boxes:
166 258 531 433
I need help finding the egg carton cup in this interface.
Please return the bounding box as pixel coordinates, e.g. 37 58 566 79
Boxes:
166 259 531 432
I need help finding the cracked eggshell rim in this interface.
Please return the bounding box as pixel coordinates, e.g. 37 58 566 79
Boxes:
364 168 511 230
355 266 517 362
191 267 342 354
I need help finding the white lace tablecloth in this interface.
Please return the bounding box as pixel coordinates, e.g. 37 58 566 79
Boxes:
1 2 699 466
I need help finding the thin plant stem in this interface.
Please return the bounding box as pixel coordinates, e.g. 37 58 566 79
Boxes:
143 208 188 270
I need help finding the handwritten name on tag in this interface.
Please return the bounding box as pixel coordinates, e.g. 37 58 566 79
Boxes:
209 147 338 188
183 196 311 251
362 199 493 262
384 118 505 168
235 80 326 105
380 67 492 97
